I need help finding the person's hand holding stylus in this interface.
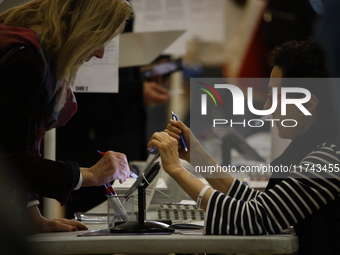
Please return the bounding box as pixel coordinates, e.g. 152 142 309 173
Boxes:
97 150 139 180
163 112 196 163
80 150 130 187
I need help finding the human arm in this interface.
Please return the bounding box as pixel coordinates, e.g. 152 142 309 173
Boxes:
0 46 76 204
164 120 235 194
143 80 169 107
80 150 130 186
148 130 236 210
204 144 340 235
23 205 88 234
147 131 214 210
149 129 340 235
116 65 169 108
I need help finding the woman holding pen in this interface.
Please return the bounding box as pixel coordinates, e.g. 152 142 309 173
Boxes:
0 0 132 234
148 38 340 255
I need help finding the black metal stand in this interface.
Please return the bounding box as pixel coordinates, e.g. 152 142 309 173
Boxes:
110 186 174 233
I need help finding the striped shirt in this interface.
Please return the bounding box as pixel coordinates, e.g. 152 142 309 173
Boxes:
204 142 340 235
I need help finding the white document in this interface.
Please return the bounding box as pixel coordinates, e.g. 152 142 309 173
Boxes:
73 36 119 93
73 30 184 93
131 0 226 55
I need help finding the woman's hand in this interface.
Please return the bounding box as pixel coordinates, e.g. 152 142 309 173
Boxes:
164 120 222 173
147 132 182 175
81 151 130 186
164 120 202 163
147 131 213 211
143 81 169 107
163 120 190 162
35 218 88 233
25 206 88 234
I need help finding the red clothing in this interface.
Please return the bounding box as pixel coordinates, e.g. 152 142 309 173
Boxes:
0 23 78 204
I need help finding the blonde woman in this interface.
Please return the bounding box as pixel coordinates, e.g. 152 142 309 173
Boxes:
0 0 132 233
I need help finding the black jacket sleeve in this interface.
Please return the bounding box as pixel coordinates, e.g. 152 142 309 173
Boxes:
0 46 79 205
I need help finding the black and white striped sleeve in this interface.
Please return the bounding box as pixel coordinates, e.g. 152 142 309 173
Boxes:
204 143 340 235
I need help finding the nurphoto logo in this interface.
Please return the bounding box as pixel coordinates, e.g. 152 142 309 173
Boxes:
198 83 311 128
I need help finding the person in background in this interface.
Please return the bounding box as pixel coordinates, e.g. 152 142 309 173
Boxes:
0 0 132 234
148 38 340 255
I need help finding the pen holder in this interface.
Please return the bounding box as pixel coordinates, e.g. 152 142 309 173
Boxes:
107 195 134 228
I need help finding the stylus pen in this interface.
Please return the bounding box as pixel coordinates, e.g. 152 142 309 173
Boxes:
171 111 188 153
97 150 138 179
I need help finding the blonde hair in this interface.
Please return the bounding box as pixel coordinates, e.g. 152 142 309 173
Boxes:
0 0 132 85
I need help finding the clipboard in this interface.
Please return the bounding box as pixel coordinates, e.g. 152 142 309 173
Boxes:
119 30 186 68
